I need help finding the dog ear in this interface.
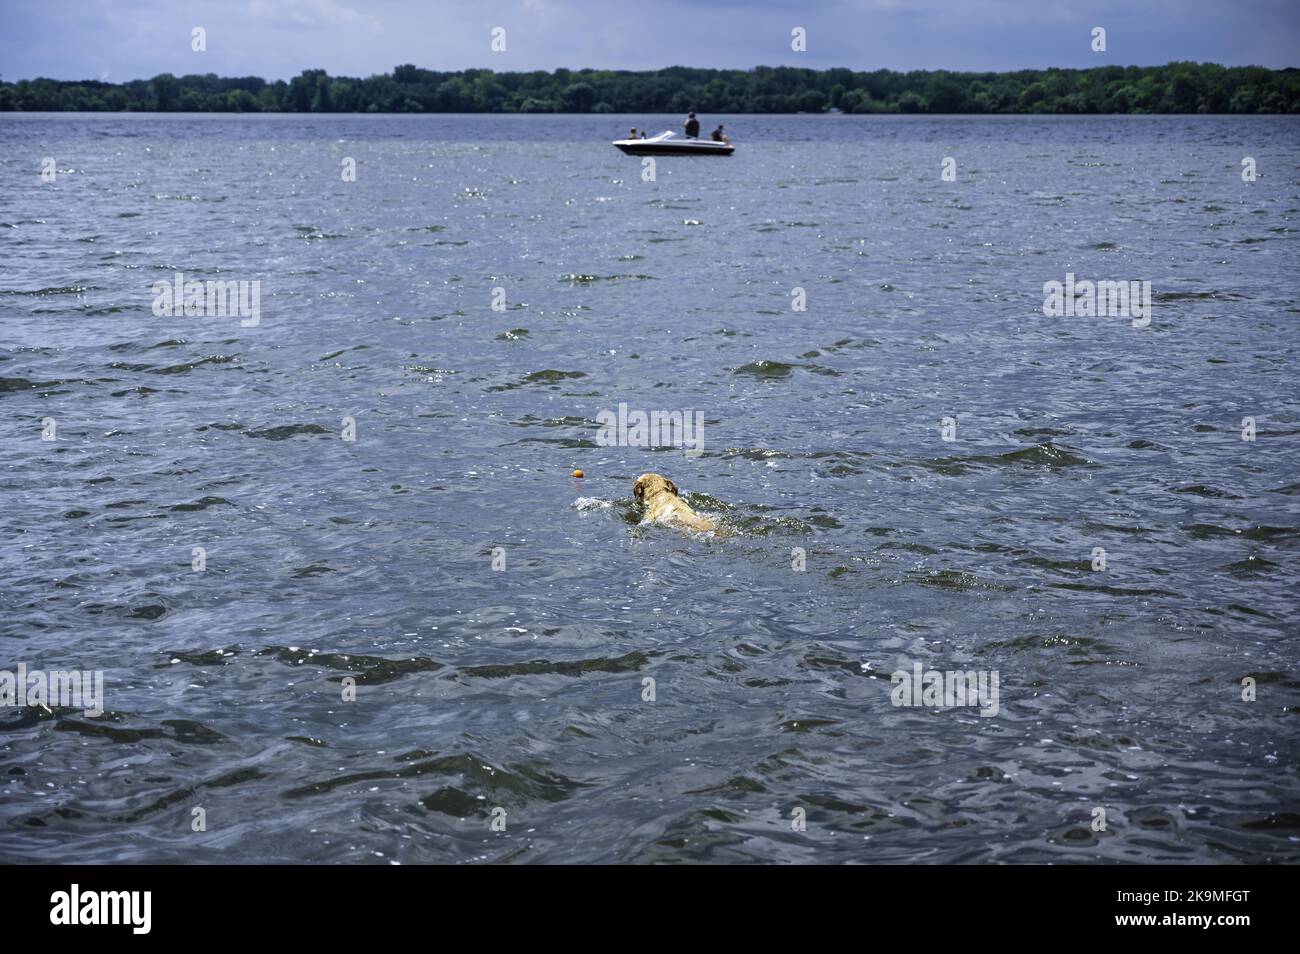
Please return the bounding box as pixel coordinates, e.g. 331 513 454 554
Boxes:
633 477 645 500
665 478 679 497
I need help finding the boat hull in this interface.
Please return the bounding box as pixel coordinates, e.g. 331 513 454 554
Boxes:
614 141 734 157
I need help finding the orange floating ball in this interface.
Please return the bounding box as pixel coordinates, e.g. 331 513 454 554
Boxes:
571 469 584 479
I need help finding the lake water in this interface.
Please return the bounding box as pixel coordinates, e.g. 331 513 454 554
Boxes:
1 112 1297 864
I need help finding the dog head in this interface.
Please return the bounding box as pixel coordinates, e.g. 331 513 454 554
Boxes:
633 472 679 502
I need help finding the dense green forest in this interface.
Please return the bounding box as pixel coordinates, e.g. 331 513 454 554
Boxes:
2 63 1297 114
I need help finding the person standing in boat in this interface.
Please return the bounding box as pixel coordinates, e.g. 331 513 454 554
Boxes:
683 112 700 139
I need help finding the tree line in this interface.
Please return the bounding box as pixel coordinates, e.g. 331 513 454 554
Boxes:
2 63 1296 114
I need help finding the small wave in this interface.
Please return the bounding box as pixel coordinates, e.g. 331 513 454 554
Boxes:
109 355 238 375
244 423 332 440
293 224 344 240
487 369 587 392
257 646 442 685
461 650 649 679
733 360 797 378
0 284 97 296
909 442 1093 476
0 376 50 394
169 496 234 512
1154 290 1250 302
558 273 654 284
1171 483 1241 499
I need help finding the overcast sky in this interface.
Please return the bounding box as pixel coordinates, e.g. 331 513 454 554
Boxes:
2 0 1297 82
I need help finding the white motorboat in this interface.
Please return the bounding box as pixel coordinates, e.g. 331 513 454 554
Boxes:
612 130 734 156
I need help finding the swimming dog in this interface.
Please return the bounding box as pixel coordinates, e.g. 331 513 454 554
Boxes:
633 473 716 532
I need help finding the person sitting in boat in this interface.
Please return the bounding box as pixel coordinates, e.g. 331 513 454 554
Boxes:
628 128 640 139
684 112 700 139
638 129 647 139
710 125 729 143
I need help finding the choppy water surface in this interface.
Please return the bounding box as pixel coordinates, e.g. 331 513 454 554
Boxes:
1 113 1297 864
